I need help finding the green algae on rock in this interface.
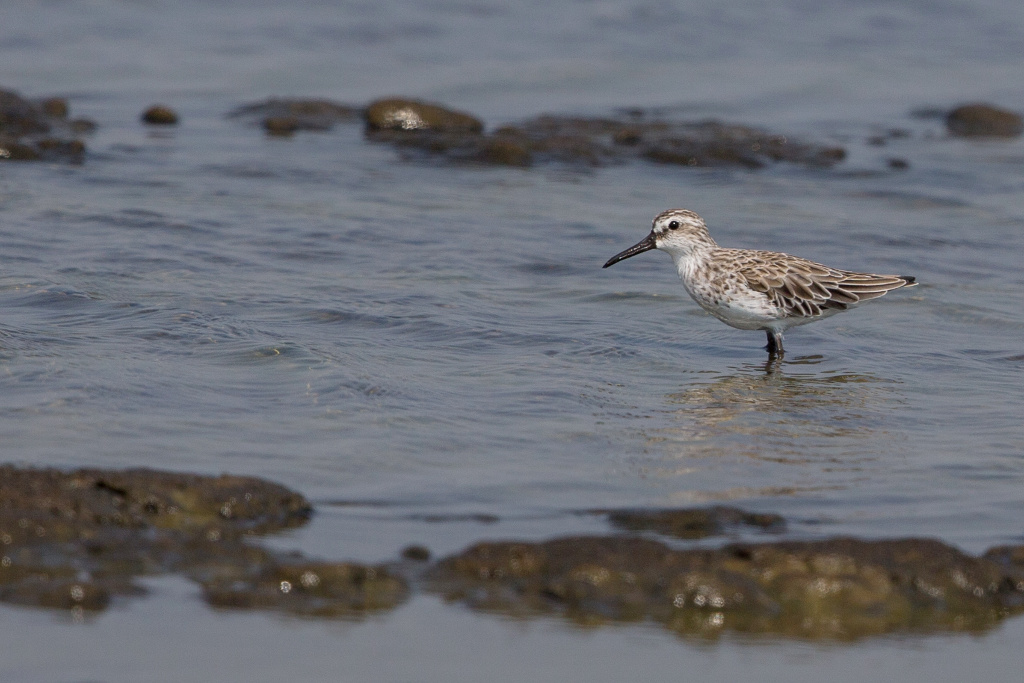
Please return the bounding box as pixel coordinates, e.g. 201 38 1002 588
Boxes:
428 535 1024 640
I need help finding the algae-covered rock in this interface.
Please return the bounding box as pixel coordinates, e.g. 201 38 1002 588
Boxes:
365 98 483 133
946 103 1023 137
9 462 1024 639
428 535 1024 639
0 466 408 617
229 95 846 170
0 466 311 541
363 104 846 169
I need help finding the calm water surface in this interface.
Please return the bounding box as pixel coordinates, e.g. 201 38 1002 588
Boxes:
2 1 1024 681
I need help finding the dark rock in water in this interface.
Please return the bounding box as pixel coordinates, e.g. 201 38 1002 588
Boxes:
428 535 1024 639
0 89 50 136
69 118 98 134
612 126 643 145
984 545 1024 572
7 463 1024 636
364 104 846 170
228 95 845 170
0 138 41 161
0 88 89 162
888 157 910 170
522 115 845 168
142 105 179 125
0 465 407 617
229 98 362 133
946 103 1023 137
474 136 532 166
263 116 300 136
35 138 86 162
40 97 68 119
402 545 432 562
601 506 784 539
365 97 483 134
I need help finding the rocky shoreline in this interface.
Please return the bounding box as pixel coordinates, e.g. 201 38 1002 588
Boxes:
5 84 1021 171
3 464 1023 640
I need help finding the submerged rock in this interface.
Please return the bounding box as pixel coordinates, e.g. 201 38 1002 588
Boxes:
229 98 362 133
0 466 408 617
230 95 845 170
600 506 785 539
0 87 90 162
263 116 301 136
946 103 1023 137
201 556 408 616
428 535 1024 639
364 105 845 169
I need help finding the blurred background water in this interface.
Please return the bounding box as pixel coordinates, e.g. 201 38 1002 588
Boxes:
2 1 1024 681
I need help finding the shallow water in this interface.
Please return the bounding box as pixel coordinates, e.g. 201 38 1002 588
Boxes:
3 0 1024 680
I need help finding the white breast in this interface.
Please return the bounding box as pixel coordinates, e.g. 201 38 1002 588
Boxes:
675 255 780 330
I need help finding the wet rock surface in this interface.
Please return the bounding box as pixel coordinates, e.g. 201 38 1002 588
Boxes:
946 103 1023 137
230 95 846 169
365 97 484 134
198 552 408 617
0 87 91 162
428 536 1024 640
5 464 1024 640
365 109 847 169
599 505 785 539
0 466 407 617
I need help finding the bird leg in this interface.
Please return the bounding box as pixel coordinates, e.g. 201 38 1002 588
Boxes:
764 329 785 357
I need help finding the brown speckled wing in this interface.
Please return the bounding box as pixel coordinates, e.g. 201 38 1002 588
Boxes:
735 250 914 319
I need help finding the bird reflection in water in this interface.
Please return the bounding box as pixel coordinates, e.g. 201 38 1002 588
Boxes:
639 355 906 489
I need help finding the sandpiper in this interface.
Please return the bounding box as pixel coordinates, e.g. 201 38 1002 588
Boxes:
603 209 917 356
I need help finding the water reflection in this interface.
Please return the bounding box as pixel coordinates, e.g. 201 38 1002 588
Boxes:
645 356 904 475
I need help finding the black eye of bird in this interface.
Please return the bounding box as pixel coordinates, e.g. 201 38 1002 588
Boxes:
668 220 680 230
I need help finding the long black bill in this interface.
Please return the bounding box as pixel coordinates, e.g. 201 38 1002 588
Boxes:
603 232 657 268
